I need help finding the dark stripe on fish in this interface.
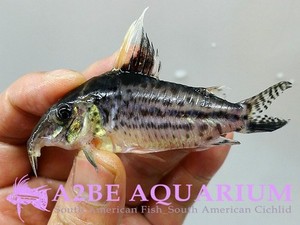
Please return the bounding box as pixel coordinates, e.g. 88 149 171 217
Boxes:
119 104 241 121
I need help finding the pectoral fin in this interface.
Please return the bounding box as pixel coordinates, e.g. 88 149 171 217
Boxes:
82 147 98 171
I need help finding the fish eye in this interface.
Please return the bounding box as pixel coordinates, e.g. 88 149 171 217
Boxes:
56 104 72 121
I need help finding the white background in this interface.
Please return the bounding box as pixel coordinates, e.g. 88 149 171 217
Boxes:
1 1 299 224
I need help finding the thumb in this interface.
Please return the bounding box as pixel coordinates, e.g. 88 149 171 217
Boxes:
48 151 126 224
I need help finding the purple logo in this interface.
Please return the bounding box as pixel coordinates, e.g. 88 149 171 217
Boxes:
6 175 292 222
6 175 50 223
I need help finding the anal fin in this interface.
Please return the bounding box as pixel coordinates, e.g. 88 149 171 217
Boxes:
210 137 241 146
121 146 166 162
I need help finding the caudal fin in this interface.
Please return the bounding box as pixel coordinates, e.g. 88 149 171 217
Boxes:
239 81 292 133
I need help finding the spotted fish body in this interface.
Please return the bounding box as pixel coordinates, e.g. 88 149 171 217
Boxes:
80 72 244 152
27 9 292 176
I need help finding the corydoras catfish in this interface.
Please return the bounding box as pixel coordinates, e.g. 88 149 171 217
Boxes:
27 9 292 176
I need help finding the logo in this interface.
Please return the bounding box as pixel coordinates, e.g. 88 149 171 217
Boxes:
6 175 293 223
6 175 50 223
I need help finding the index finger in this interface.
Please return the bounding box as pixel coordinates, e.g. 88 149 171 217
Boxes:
0 70 86 144
0 70 86 186
83 53 117 79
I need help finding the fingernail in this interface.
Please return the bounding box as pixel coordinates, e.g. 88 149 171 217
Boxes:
72 155 116 205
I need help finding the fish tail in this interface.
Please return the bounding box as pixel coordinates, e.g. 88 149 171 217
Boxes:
239 81 292 133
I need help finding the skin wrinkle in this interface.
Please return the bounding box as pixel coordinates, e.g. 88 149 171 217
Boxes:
39 71 84 115
55 206 93 225
182 159 214 183
0 143 31 188
48 151 126 224
0 91 39 143
140 137 231 225
160 165 210 209
121 151 191 206
179 164 211 187
37 147 78 180
183 146 230 180
0 70 86 144
5 90 37 120
125 150 190 177
121 212 152 225
11 70 85 117
121 154 169 178
72 156 116 207
8 74 49 116
83 53 118 79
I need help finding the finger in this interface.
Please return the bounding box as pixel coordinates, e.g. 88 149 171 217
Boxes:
0 143 81 187
143 133 232 225
0 70 86 144
120 150 191 206
83 53 117 79
0 143 77 187
36 147 78 181
0 143 30 187
48 150 126 225
0 177 62 224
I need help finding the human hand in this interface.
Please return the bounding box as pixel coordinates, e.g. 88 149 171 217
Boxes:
0 55 231 225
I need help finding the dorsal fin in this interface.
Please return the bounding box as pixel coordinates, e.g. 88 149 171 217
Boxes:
113 8 161 78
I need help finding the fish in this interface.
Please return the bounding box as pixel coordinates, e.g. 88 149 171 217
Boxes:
6 175 50 222
27 9 292 176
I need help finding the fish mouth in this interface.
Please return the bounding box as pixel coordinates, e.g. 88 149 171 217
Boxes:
27 120 55 177
29 151 39 177
27 103 94 176
27 134 66 176
27 140 42 177
27 113 50 177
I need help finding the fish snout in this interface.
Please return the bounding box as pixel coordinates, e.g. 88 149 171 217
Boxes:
27 137 43 177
